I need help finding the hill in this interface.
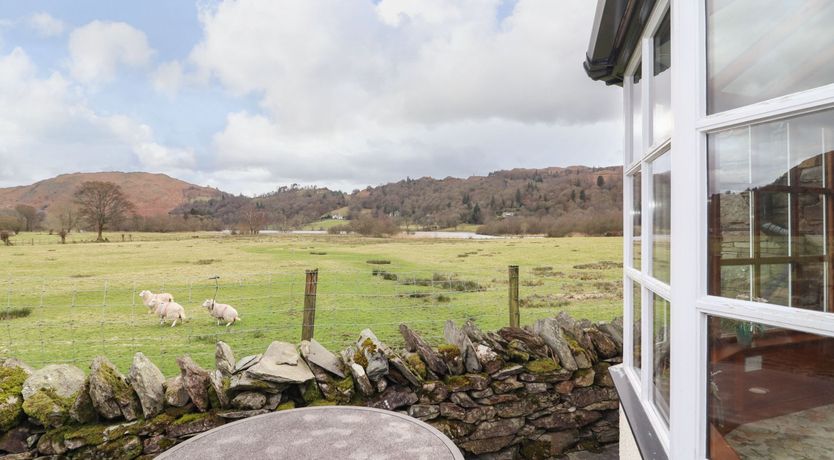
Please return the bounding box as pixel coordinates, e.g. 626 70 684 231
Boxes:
0 172 222 217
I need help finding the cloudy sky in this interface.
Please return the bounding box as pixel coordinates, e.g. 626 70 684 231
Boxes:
0 0 621 195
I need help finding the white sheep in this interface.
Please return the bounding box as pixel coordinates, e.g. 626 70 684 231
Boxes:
150 299 187 327
201 299 241 327
139 290 174 314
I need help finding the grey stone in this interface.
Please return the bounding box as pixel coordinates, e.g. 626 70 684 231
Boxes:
21 364 84 400
574 368 596 387
400 324 448 376
231 391 266 410
470 387 494 399
177 356 211 412
368 385 418 411
498 327 550 358
450 392 478 408
164 376 190 407
586 327 619 359
491 364 524 380
375 376 388 393
444 321 481 373
474 344 503 375
445 373 489 392
88 356 140 421
356 329 389 381
209 370 230 408
459 435 515 455
597 322 623 351
233 354 261 374
349 363 375 396
467 417 525 440
217 409 270 420
0 426 31 454
128 352 165 418
228 372 284 394
524 383 550 394
407 404 440 421
300 339 345 378
388 356 422 388
475 394 518 406
69 378 96 424
245 342 314 384
491 376 524 394
215 341 235 376
533 318 577 371
420 381 449 404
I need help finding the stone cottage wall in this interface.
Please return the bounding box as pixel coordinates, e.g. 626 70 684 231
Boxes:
0 312 623 459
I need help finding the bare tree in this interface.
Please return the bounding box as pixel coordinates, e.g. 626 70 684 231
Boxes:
74 181 135 242
240 204 268 235
14 204 41 232
49 206 79 244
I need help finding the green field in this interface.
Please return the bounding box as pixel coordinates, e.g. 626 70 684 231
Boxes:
1 232 622 376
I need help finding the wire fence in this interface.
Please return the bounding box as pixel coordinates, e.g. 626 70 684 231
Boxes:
0 264 622 376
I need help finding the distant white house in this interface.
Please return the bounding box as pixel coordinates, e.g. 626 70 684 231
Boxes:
585 0 834 458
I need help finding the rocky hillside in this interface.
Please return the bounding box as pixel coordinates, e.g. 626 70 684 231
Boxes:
0 172 221 217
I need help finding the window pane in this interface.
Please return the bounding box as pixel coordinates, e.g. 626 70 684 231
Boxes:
652 293 670 424
707 0 834 114
708 108 834 311
632 173 642 270
631 65 643 160
633 281 642 374
652 12 671 144
708 317 834 459
652 151 671 284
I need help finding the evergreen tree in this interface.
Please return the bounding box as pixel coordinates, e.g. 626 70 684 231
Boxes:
597 175 605 187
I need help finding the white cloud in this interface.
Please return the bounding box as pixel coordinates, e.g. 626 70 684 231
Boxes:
68 20 154 84
28 12 66 37
0 47 196 188
151 60 184 96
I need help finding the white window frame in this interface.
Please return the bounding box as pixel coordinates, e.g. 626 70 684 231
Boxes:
622 0 672 452
672 0 834 458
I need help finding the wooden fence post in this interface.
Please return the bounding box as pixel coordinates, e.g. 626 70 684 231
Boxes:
508 265 520 328
302 269 318 341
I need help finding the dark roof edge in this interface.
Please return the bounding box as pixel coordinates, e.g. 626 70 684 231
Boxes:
583 0 658 87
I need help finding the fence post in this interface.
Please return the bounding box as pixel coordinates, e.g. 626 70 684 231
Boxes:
508 265 520 328
302 269 318 341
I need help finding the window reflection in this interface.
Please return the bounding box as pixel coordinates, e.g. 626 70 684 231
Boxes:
708 109 834 311
631 65 643 160
652 12 671 144
653 152 671 284
707 0 834 114
633 281 642 375
708 317 834 459
653 293 670 424
633 173 642 270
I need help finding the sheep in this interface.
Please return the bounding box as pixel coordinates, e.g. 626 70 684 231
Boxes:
150 299 187 327
139 290 174 314
201 299 241 327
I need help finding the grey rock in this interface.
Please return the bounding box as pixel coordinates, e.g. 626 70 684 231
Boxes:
470 387 494 399
491 364 524 380
498 327 550 358
375 377 388 393
356 329 389 381
419 381 449 404
467 417 525 440
407 404 440 421
69 378 96 424
245 342 314 384
300 339 345 378
492 376 524 394
388 356 422 388
596 322 623 351
450 392 479 408
128 352 166 418
368 385 418 411
460 435 516 455
233 354 261 374
228 372 284 394
524 382 550 394
446 321 482 373
231 391 266 410
215 341 235 376
399 324 448 376
586 327 619 359
533 318 578 371
209 370 230 409
88 356 140 421
349 363 375 396
164 376 190 407
474 344 503 375
475 394 518 406
21 364 84 400
0 426 31 454
217 409 270 419
177 356 211 412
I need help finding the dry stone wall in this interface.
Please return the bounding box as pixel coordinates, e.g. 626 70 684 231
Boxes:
0 312 623 460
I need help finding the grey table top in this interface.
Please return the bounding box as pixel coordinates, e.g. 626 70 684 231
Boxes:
157 406 465 460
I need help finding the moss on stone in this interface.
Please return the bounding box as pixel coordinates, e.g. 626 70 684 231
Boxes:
302 381 323 403
0 365 28 431
437 344 461 361
172 412 212 426
444 375 471 391
276 401 295 411
520 439 551 460
353 349 369 368
61 423 109 446
405 354 427 380
207 385 221 410
97 362 134 402
92 435 142 459
308 400 337 407
524 359 559 374
21 387 74 427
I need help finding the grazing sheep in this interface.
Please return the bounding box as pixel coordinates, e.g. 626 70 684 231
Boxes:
139 290 174 314
150 300 187 327
201 299 241 327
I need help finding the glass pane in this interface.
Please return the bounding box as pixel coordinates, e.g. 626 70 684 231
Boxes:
633 281 642 374
631 64 643 160
708 108 834 311
652 151 671 284
652 12 671 144
632 173 642 270
708 317 834 459
707 0 834 114
652 293 670 424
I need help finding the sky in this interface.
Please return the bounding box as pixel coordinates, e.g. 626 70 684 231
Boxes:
0 0 621 195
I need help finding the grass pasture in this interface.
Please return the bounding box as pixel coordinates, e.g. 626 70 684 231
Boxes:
1 232 622 376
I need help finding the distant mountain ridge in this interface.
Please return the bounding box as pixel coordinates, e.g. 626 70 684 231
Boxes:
0 172 222 217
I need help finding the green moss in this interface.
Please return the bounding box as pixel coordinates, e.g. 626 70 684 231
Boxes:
207 385 221 410
507 340 530 362
98 362 133 402
360 338 377 354
353 349 369 368
564 335 586 354
302 381 322 403
444 375 471 391
21 387 74 427
437 344 461 361
276 401 296 411
172 412 211 426
524 358 559 374
520 439 551 460
308 400 337 407
405 354 427 380
0 365 28 431
61 423 108 446
221 376 230 394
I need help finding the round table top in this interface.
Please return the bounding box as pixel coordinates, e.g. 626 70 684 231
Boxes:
157 406 465 460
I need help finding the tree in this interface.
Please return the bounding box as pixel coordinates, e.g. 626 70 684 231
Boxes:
14 204 41 232
597 175 605 188
49 206 78 244
240 204 268 234
579 190 587 202
74 181 135 242
468 203 483 225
